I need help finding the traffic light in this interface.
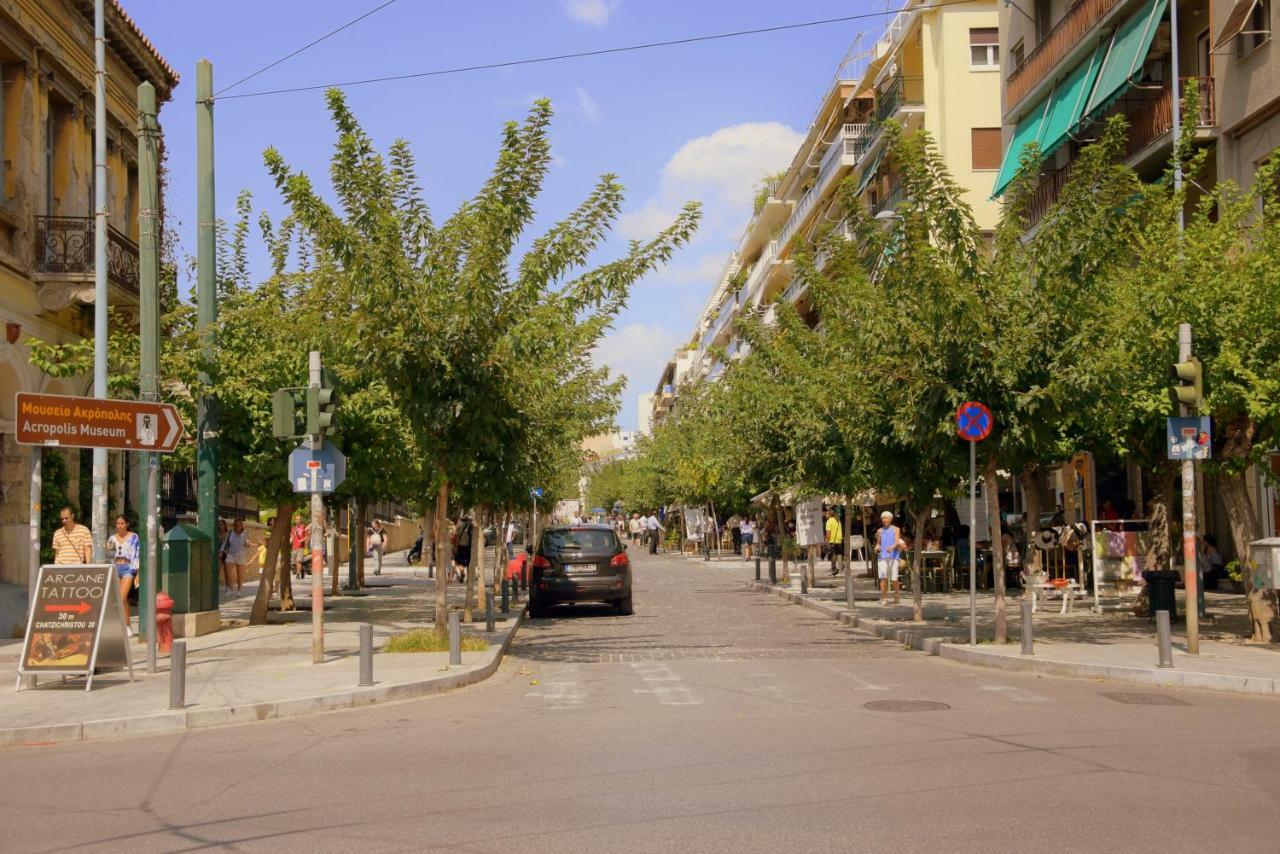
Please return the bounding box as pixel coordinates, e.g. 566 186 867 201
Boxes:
306 367 338 437
272 388 306 439
1170 356 1204 411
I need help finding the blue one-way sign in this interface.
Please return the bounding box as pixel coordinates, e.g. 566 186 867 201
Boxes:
290 441 347 494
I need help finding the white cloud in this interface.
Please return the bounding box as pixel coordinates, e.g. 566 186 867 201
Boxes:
618 121 803 242
576 86 600 122
592 323 680 397
562 0 616 26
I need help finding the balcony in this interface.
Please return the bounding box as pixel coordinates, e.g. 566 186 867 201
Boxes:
34 215 140 295
1025 162 1074 230
743 240 780 303
870 183 904 218
1007 0 1122 111
874 76 923 125
778 124 870 253
781 275 809 305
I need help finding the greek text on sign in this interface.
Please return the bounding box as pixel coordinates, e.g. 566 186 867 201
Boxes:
14 392 183 452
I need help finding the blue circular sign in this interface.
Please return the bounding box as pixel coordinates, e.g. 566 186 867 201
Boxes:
955 402 993 442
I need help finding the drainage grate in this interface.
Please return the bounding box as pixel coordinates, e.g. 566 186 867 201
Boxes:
863 700 951 713
1101 692 1190 706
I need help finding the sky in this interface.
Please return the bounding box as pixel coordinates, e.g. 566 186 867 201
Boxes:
126 0 889 432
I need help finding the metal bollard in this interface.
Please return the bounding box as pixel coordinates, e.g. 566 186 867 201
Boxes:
501 577 510 613
801 570 808 595
358 623 374 687
1020 599 1034 655
1156 609 1174 668
486 591 495 633
168 639 186 710
845 570 855 609
755 557 761 581
448 610 462 666
768 555 777 585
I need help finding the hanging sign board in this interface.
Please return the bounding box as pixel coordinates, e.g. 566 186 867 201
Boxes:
14 392 183 452
16 564 134 691
795 499 824 547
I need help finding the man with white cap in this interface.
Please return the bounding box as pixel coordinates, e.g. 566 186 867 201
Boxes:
876 511 904 605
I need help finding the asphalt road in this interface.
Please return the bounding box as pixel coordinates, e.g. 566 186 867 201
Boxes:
3 550 1279 853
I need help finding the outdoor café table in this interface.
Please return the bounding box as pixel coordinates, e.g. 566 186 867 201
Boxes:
921 550 949 592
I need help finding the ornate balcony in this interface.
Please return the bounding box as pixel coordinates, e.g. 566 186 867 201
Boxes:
33 215 140 296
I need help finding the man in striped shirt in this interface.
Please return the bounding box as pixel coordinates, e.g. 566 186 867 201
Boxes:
52 506 93 564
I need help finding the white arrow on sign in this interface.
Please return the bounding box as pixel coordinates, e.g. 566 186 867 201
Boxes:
162 406 181 450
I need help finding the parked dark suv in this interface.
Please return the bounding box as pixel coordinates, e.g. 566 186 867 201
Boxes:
528 524 633 617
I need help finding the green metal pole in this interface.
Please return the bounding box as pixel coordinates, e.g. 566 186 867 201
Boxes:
137 81 160 672
196 60 219 611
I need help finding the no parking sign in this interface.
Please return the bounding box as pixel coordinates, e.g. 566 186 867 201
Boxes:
955 401 993 442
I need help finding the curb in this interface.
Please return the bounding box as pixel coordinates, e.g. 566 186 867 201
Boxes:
744 580 1280 697
1 608 526 749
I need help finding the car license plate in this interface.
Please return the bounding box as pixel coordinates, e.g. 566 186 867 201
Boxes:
566 564 596 575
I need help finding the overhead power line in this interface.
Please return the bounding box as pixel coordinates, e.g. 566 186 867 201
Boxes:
215 2 979 101
214 0 404 97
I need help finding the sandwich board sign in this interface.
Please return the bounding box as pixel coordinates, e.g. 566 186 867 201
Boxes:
16 564 134 691
795 499 825 547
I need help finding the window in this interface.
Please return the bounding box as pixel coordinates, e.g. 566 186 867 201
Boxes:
1034 0 1052 44
1011 40 1026 71
1216 0 1272 56
972 128 1002 170
970 28 999 69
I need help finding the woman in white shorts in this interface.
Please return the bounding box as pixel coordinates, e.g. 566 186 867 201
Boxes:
876 511 904 605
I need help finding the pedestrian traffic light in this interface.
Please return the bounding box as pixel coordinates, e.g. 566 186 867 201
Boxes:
306 368 338 437
1170 356 1203 411
272 388 306 439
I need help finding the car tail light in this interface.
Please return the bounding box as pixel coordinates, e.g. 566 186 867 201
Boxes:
533 555 551 570
610 553 629 567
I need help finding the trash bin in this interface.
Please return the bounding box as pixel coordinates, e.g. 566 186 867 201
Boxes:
1142 569 1180 621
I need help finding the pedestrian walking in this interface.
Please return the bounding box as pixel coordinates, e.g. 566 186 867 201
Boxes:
289 515 308 578
645 512 664 555
222 518 252 593
51 506 93 564
216 518 229 587
504 518 518 562
107 514 140 637
367 518 386 575
740 517 756 560
824 508 843 576
628 513 641 544
877 511 904 605
452 516 474 582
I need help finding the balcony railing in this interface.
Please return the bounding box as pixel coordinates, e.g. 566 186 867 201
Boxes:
870 183 904 218
778 124 869 253
1007 0 1122 110
874 76 923 125
1025 162 1074 230
782 275 809 305
744 240 779 302
1095 77 1218 159
34 215 140 293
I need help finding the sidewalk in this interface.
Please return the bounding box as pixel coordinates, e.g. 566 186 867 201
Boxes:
684 551 1280 696
0 551 525 748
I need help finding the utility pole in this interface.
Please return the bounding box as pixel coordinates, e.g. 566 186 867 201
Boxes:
137 81 161 673
1178 324 1200 654
196 60 219 605
90 0 108 560
310 351 326 663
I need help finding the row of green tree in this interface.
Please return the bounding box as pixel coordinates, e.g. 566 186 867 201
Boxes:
35 93 698 634
592 109 1280 642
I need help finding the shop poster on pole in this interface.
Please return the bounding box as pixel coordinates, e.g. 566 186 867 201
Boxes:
16 564 134 691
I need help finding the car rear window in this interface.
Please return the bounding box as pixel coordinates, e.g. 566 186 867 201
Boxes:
542 529 617 552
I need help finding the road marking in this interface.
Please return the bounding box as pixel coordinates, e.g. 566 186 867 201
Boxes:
980 684 1049 703
525 664 586 709
822 664 894 691
630 662 702 706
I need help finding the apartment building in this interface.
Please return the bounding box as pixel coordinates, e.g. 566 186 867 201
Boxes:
0 0 177 592
647 0 1003 431
993 0 1219 226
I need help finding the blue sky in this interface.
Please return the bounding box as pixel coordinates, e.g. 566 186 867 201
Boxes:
127 0 887 431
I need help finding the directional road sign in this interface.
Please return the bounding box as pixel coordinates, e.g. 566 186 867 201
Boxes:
15 392 183 452
955 401 994 443
530 487 544 499
290 441 347 494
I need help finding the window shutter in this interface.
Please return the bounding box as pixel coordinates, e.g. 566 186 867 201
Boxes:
971 127 1002 170
970 27 999 45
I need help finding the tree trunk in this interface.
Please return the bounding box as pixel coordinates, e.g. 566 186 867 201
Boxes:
475 506 489 616
907 504 924 622
1146 464 1176 571
464 507 479 623
1218 470 1274 642
984 457 1007 643
1020 465 1044 579
250 504 293 625
433 479 452 636
773 499 789 582
356 501 368 588
277 537 293 611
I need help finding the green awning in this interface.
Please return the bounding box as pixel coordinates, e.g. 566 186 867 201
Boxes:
1039 41 1107 156
1083 0 1170 120
854 148 884 198
991 97 1051 198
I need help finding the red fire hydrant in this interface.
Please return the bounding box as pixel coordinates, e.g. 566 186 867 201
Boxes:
156 591 174 653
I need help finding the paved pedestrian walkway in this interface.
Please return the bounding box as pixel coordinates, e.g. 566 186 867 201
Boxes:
678 551 1280 696
0 551 525 747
